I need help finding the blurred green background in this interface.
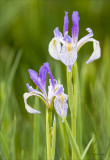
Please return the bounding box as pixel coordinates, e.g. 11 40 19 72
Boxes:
0 0 110 159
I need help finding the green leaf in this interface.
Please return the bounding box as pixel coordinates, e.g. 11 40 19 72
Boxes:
0 50 22 128
81 135 95 160
0 132 12 160
63 117 81 159
58 116 69 159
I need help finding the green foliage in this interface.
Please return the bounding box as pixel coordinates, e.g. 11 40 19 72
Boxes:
0 0 110 159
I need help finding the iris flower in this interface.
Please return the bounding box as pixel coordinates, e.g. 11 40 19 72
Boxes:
23 62 68 121
49 11 101 72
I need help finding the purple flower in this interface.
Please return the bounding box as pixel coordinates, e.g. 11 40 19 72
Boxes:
49 11 101 72
23 62 68 121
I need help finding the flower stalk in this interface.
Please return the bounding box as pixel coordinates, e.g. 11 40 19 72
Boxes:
46 108 52 159
67 62 78 159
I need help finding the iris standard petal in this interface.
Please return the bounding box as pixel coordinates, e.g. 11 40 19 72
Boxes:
26 83 45 98
49 38 61 60
60 44 77 72
86 38 101 64
39 64 48 87
28 69 43 91
43 62 55 88
72 11 80 44
63 11 69 35
23 92 41 114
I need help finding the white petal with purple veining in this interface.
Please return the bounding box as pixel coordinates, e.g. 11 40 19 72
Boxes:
26 83 45 98
54 93 68 121
77 28 93 51
86 38 101 64
60 44 77 71
49 38 61 60
23 93 40 114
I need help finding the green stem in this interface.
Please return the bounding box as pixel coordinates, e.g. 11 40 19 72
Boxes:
33 96 39 159
46 109 52 160
67 62 78 159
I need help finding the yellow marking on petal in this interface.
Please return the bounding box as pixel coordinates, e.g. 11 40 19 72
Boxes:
67 43 71 52
60 95 64 103
53 39 56 46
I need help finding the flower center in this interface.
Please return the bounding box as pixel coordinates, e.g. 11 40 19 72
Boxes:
67 43 71 52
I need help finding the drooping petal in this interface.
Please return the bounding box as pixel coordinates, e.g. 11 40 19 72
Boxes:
63 11 69 35
54 27 63 38
86 38 101 64
63 32 72 43
28 69 43 91
49 38 61 60
26 83 45 98
54 94 68 121
72 11 80 44
23 92 40 114
77 28 93 51
60 44 77 72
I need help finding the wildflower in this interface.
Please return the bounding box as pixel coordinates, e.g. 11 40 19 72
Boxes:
49 11 101 72
23 62 68 121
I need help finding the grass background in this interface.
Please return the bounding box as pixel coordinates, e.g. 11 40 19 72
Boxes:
0 0 110 159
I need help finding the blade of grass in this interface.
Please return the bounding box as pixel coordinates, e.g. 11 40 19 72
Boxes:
81 135 94 160
0 50 22 130
64 116 81 159
58 116 69 159
77 81 83 153
0 132 12 160
11 115 16 160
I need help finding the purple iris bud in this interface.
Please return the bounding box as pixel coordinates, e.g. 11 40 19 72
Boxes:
63 11 69 35
54 27 63 38
72 11 80 44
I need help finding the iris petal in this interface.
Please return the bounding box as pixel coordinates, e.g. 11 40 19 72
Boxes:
54 27 63 38
49 38 61 60
23 92 41 114
72 11 80 44
60 44 77 72
86 38 101 64
77 28 93 51
63 11 69 35
54 94 68 121
26 83 45 98
28 69 43 91
63 32 72 43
